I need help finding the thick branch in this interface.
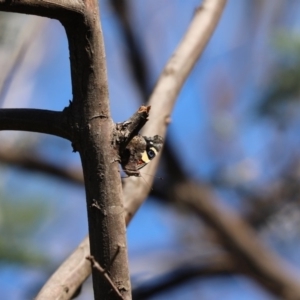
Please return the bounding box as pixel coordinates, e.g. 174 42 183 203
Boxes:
63 1 131 299
27 150 300 299
36 1 227 299
1 0 131 299
0 0 83 21
111 2 300 298
124 0 227 223
0 109 71 140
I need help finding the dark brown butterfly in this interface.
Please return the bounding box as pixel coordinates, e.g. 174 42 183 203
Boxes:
120 135 163 177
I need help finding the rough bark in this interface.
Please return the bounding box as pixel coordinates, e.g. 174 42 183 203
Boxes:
35 1 228 299
0 0 132 299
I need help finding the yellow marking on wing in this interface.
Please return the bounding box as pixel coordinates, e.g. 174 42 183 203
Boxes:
141 147 158 163
141 151 150 163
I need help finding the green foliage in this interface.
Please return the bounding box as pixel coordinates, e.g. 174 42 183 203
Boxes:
258 32 300 121
0 193 48 266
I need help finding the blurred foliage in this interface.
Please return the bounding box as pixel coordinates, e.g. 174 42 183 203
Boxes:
0 12 28 50
258 32 300 122
0 192 48 266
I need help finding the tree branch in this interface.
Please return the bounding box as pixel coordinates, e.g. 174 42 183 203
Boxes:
115 105 151 153
38 0 300 298
0 0 132 298
132 253 235 300
110 3 300 298
110 0 187 185
63 0 132 298
35 1 227 299
0 109 71 140
110 0 149 98
123 0 227 223
0 0 84 21
174 181 300 300
0 147 83 184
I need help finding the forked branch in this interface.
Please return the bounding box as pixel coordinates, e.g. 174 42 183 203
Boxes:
0 0 132 299
35 1 227 299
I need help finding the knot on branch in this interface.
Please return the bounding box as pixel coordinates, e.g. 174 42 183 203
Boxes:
63 100 81 152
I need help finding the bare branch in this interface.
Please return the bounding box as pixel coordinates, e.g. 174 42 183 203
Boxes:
35 1 227 299
36 237 91 299
115 105 151 152
110 0 187 187
0 147 83 184
174 182 300 300
124 0 227 223
0 0 84 21
110 0 148 98
113 6 300 293
132 253 235 300
63 0 132 298
0 109 71 140
25 152 300 299
1 0 132 298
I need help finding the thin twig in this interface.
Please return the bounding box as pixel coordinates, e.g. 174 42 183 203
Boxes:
0 147 83 184
86 255 124 300
115 105 151 153
132 252 235 300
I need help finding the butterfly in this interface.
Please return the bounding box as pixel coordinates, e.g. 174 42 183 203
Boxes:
120 134 163 177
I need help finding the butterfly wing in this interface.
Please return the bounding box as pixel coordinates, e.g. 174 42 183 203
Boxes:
121 134 164 176
121 135 147 175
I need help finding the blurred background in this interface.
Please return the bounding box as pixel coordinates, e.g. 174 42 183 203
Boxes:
1 0 300 299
